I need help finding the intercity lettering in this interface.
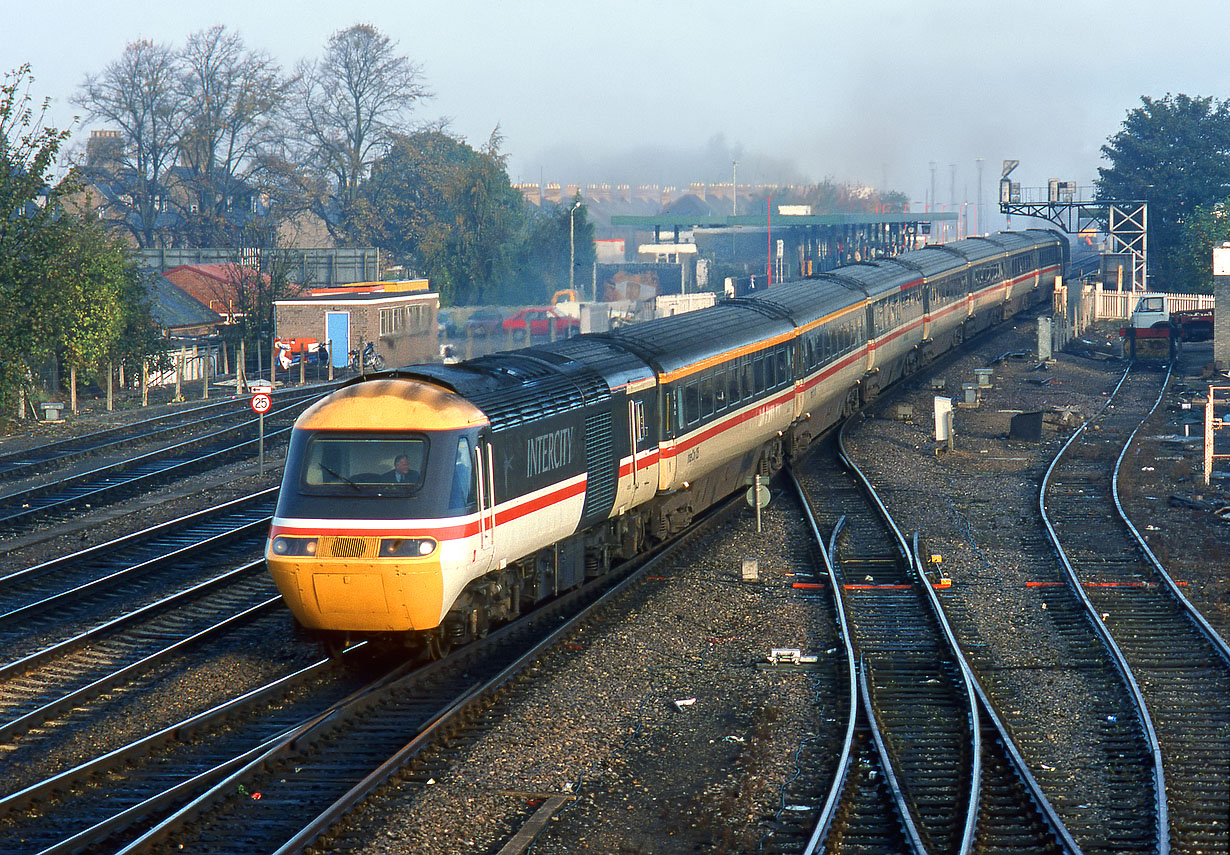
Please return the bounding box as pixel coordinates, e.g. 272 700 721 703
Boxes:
526 427 575 478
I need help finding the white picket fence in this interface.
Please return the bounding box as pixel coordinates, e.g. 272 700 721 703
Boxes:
1092 285 1215 321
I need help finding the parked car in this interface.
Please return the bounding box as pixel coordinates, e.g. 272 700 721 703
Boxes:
437 309 456 338
465 307 506 337
502 306 580 341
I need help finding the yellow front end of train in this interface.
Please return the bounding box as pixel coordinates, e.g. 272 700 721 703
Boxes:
267 537 445 632
266 377 489 635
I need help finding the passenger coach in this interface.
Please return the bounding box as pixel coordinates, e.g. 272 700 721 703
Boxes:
266 229 1066 654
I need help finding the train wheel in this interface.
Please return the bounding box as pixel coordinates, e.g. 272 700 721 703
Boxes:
427 629 452 660
841 387 859 419
319 631 349 658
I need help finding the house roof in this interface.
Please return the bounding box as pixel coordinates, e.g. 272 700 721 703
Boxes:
144 273 223 331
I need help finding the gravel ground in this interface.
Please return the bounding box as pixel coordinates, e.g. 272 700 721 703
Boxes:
333 493 844 855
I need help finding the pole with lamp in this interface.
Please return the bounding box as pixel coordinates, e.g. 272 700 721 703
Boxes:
569 198 582 298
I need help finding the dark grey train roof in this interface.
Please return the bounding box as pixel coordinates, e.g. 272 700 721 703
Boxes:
738 276 867 326
533 335 655 390
601 303 794 375
387 348 610 431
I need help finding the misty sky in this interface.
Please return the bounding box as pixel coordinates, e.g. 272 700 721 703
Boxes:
6 0 1230 217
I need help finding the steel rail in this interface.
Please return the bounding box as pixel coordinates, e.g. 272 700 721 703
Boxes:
836 419 981 853
1038 362 1169 854
1110 368 1230 665
786 470 858 855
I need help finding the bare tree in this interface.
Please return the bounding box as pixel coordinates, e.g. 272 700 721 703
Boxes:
75 40 185 248
293 24 429 211
177 26 288 245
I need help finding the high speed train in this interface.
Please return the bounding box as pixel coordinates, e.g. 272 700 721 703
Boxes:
266 229 1067 656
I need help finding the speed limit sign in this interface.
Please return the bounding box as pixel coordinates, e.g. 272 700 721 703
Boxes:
250 392 272 414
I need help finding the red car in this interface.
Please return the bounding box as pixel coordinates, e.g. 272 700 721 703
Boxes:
502 307 580 340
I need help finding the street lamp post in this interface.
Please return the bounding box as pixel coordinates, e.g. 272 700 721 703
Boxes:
569 199 581 298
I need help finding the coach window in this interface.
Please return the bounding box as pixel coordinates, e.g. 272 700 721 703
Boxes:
726 365 740 406
700 374 716 418
776 348 790 387
713 367 728 412
752 355 765 393
684 383 700 426
742 357 754 401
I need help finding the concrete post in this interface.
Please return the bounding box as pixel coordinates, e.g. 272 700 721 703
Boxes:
1038 317 1054 361
1214 244 1230 369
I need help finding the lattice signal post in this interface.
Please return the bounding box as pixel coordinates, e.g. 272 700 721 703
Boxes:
998 161 1147 291
1204 386 1230 486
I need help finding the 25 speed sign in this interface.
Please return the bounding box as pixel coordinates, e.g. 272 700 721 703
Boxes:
250 392 272 414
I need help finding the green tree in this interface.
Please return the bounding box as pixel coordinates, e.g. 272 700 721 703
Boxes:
1097 94 1230 289
512 196 596 304
0 65 72 416
1 66 161 420
48 214 152 388
356 128 528 305
1174 198 1230 293
429 130 526 305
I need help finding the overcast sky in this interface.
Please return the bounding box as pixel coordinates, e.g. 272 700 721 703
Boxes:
6 0 1229 216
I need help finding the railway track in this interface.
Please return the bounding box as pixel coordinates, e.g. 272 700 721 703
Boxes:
793 432 1079 854
2 494 753 853
0 385 334 483
103 498 750 854
0 645 391 855
1042 362 1230 852
0 391 314 534
0 489 276 658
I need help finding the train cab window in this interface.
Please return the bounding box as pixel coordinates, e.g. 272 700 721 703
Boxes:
304 434 427 491
449 437 476 511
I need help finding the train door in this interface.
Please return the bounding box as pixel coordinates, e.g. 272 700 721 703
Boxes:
658 384 678 491
627 394 657 506
472 433 496 573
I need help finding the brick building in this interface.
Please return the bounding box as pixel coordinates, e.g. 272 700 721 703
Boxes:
274 290 439 369
162 263 266 323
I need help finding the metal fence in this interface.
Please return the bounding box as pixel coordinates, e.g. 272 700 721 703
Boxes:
139 247 380 286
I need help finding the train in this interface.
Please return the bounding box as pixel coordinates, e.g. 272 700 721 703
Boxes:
266 229 1068 656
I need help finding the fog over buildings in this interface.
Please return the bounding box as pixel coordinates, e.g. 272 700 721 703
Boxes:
7 0 1230 219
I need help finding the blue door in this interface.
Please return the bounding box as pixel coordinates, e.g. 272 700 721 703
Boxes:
326 312 349 368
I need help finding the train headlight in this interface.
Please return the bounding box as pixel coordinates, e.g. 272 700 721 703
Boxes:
379 537 437 557
271 536 318 556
